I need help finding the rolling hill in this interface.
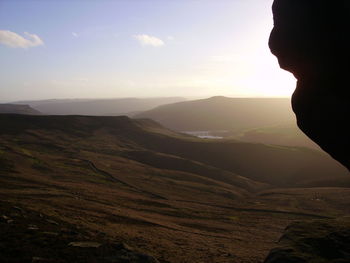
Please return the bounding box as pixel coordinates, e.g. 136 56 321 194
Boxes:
13 97 185 116
135 96 324 150
0 104 41 115
135 96 294 132
232 124 321 150
0 114 347 187
1 114 349 263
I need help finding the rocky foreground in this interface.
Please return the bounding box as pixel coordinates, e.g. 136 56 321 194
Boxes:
264 218 350 263
0 201 158 263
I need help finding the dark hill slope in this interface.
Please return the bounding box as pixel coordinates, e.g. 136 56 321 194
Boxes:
0 114 347 187
0 114 263 197
0 104 41 115
135 96 294 132
1 114 350 263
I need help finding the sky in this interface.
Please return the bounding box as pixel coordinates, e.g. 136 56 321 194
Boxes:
0 0 296 101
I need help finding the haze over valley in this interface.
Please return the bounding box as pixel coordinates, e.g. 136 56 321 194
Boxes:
1 96 349 262
1 95 321 150
1 0 349 262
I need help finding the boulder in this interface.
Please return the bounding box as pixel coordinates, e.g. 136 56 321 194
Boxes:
264 218 350 263
269 0 350 170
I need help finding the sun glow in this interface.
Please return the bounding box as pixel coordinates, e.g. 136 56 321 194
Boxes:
0 0 296 101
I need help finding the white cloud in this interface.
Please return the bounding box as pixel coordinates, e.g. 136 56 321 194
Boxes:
0 30 44 48
72 32 79 38
133 34 164 47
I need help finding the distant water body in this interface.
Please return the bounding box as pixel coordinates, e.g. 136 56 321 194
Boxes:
182 131 224 139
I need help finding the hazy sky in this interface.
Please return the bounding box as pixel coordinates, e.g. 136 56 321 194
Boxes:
0 0 296 101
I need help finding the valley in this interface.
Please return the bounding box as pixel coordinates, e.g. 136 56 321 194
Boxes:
1 114 349 263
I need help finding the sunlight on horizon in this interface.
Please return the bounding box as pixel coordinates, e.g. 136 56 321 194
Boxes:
0 0 296 101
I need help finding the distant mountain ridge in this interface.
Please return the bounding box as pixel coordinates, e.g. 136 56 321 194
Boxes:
135 96 321 150
13 97 185 116
0 104 41 115
135 96 294 132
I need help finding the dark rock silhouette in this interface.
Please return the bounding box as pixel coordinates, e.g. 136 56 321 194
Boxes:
269 0 350 170
266 1 350 262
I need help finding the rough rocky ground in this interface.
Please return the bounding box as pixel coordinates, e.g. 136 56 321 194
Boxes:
264 218 350 263
0 201 158 263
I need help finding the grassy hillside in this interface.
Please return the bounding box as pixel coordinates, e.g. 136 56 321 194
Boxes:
135 96 294 132
1 114 350 263
0 114 264 200
0 114 347 187
233 124 321 150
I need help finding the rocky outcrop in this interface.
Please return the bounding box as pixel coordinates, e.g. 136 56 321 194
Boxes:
263 219 350 263
269 0 350 170
267 2 350 262
0 202 159 263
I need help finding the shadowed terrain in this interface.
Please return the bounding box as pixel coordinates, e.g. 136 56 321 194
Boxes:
263 218 350 263
1 114 350 263
0 104 41 115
